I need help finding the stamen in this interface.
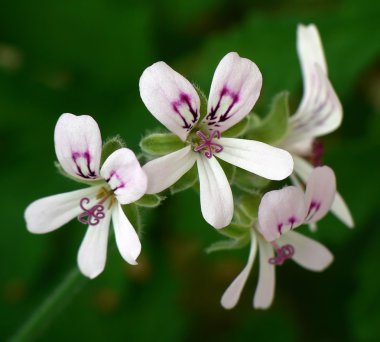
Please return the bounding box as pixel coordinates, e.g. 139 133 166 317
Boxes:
194 130 223 159
310 140 324 166
268 242 295 265
77 189 112 226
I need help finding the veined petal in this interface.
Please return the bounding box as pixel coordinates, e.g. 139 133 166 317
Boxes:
100 148 147 205
143 146 197 194
221 231 257 309
331 192 354 228
254 236 275 309
139 62 200 141
258 186 306 242
217 138 294 181
54 113 102 181
278 231 333 271
25 186 101 234
197 155 233 229
112 204 141 265
204 52 262 133
77 208 112 279
304 166 336 223
293 156 353 227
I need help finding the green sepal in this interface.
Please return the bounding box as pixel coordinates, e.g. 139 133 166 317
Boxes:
222 115 250 138
140 132 185 156
205 234 250 254
54 161 103 186
121 203 142 236
170 164 198 194
135 194 165 208
193 84 208 121
101 135 126 164
219 223 250 239
233 167 270 193
247 91 289 144
218 159 236 184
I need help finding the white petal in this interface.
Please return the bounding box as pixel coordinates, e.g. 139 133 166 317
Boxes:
143 146 196 194
24 186 101 234
100 148 147 205
77 210 111 279
293 156 353 227
221 231 257 309
204 52 262 132
217 138 294 181
304 166 336 223
112 204 141 265
254 236 275 309
139 62 200 141
278 231 333 271
258 186 306 242
54 113 102 181
197 155 233 229
331 192 354 228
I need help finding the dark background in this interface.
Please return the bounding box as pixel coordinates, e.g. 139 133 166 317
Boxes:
1 0 379 341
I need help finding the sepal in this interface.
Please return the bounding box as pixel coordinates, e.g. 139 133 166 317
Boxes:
101 135 126 164
135 194 166 208
121 203 142 236
222 116 250 138
140 132 185 156
247 91 289 144
170 164 198 194
233 167 270 193
193 84 208 122
206 235 250 254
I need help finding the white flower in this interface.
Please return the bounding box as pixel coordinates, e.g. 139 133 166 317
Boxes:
139 52 294 229
279 24 354 229
24 113 147 279
221 166 335 309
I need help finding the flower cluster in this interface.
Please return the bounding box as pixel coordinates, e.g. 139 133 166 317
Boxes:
24 24 353 309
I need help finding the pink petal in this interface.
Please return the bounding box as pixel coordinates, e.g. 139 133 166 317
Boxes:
100 148 147 205
304 166 336 223
139 62 200 141
54 113 102 181
258 186 307 242
204 52 262 132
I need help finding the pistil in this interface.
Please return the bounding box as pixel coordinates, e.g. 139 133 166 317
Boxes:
194 130 223 159
268 242 295 265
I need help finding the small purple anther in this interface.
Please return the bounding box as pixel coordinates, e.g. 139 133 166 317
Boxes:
77 197 106 226
194 130 223 159
269 244 295 265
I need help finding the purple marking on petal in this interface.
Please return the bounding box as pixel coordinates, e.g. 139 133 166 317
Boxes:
277 223 283 234
171 92 199 131
288 216 297 229
306 201 321 221
309 140 324 166
71 150 97 179
194 130 224 159
106 170 126 191
268 243 295 265
206 86 240 127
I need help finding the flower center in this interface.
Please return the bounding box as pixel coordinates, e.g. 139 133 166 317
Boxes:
268 242 295 265
193 130 223 159
77 187 115 226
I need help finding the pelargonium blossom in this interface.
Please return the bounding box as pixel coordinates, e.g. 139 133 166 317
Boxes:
24 113 147 279
139 52 294 229
221 166 335 309
278 24 353 229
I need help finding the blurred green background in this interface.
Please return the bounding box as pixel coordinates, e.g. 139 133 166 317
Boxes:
1 0 380 341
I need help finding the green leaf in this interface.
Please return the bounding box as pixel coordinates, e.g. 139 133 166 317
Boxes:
135 194 165 208
140 132 185 156
247 91 289 144
222 115 250 138
170 164 198 194
205 235 250 254
233 167 270 192
101 135 126 164
121 203 142 236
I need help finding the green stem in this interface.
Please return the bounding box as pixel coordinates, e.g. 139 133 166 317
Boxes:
10 268 88 342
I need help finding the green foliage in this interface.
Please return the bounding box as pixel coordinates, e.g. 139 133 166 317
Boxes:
246 91 289 144
140 132 185 156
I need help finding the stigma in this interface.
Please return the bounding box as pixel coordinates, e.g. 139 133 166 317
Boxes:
268 242 295 265
194 130 223 159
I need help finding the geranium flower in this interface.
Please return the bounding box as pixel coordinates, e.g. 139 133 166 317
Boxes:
278 24 353 228
24 113 147 279
221 166 335 309
139 52 294 229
